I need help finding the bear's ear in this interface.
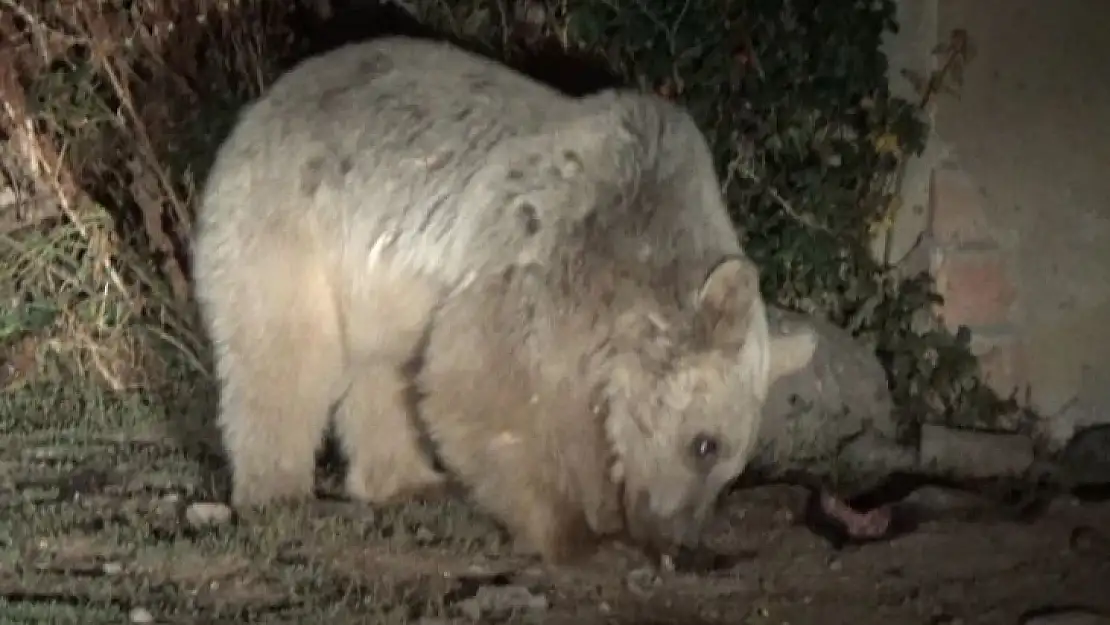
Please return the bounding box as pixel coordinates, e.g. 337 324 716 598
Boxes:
694 256 762 349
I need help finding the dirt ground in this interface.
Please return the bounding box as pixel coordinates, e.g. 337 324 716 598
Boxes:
2 380 1109 625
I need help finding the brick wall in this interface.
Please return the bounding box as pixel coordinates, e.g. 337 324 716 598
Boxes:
928 164 1028 399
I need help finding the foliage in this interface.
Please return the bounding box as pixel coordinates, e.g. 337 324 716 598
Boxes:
0 0 1021 438
0 0 317 386
406 0 1021 435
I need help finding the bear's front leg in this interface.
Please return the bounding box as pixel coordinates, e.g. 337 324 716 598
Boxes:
496 483 602 566
334 361 447 504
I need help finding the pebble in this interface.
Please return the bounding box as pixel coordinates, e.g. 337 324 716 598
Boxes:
129 607 154 623
625 566 662 598
184 502 233 529
101 561 123 575
414 526 435 544
456 585 548 621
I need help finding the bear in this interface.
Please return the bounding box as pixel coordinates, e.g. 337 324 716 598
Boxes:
189 34 817 556
192 35 597 507
415 251 818 564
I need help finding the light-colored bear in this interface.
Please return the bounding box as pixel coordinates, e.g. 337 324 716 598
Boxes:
417 253 817 563
190 35 816 560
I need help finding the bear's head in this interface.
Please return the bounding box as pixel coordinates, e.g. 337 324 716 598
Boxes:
598 256 817 554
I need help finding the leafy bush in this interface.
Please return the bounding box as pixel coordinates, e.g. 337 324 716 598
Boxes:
0 0 1020 439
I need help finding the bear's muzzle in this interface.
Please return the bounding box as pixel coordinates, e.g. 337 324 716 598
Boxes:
623 486 710 554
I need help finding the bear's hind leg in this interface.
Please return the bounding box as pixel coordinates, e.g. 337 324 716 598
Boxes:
209 261 344 508
332 273 446 504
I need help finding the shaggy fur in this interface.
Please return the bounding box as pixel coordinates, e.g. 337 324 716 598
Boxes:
418 250 817 563
190 35 816 559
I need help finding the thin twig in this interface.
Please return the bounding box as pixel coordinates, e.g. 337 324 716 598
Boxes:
723 140 834 234
0 96 135 312
879 29 974 265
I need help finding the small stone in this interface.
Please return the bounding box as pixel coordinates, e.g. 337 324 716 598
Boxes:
101 561 123 575
185 502 233 529
626 566 662 598
129 607 154 623
827 557 843 572
456 585 548 621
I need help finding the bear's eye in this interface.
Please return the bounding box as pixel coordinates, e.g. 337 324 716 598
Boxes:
690 433 720 462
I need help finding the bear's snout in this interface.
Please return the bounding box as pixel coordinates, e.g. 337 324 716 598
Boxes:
623 485 710 554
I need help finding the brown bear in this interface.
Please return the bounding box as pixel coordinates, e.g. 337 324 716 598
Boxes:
189 35 816 562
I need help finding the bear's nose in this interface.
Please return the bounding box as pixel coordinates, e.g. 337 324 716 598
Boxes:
664 507 705 549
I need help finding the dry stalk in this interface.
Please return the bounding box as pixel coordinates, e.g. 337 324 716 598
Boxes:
0 0 323 386
0 68 138 315
76 5 193 302
878 28 976 266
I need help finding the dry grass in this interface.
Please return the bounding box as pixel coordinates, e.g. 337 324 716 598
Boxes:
0 0 334 395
